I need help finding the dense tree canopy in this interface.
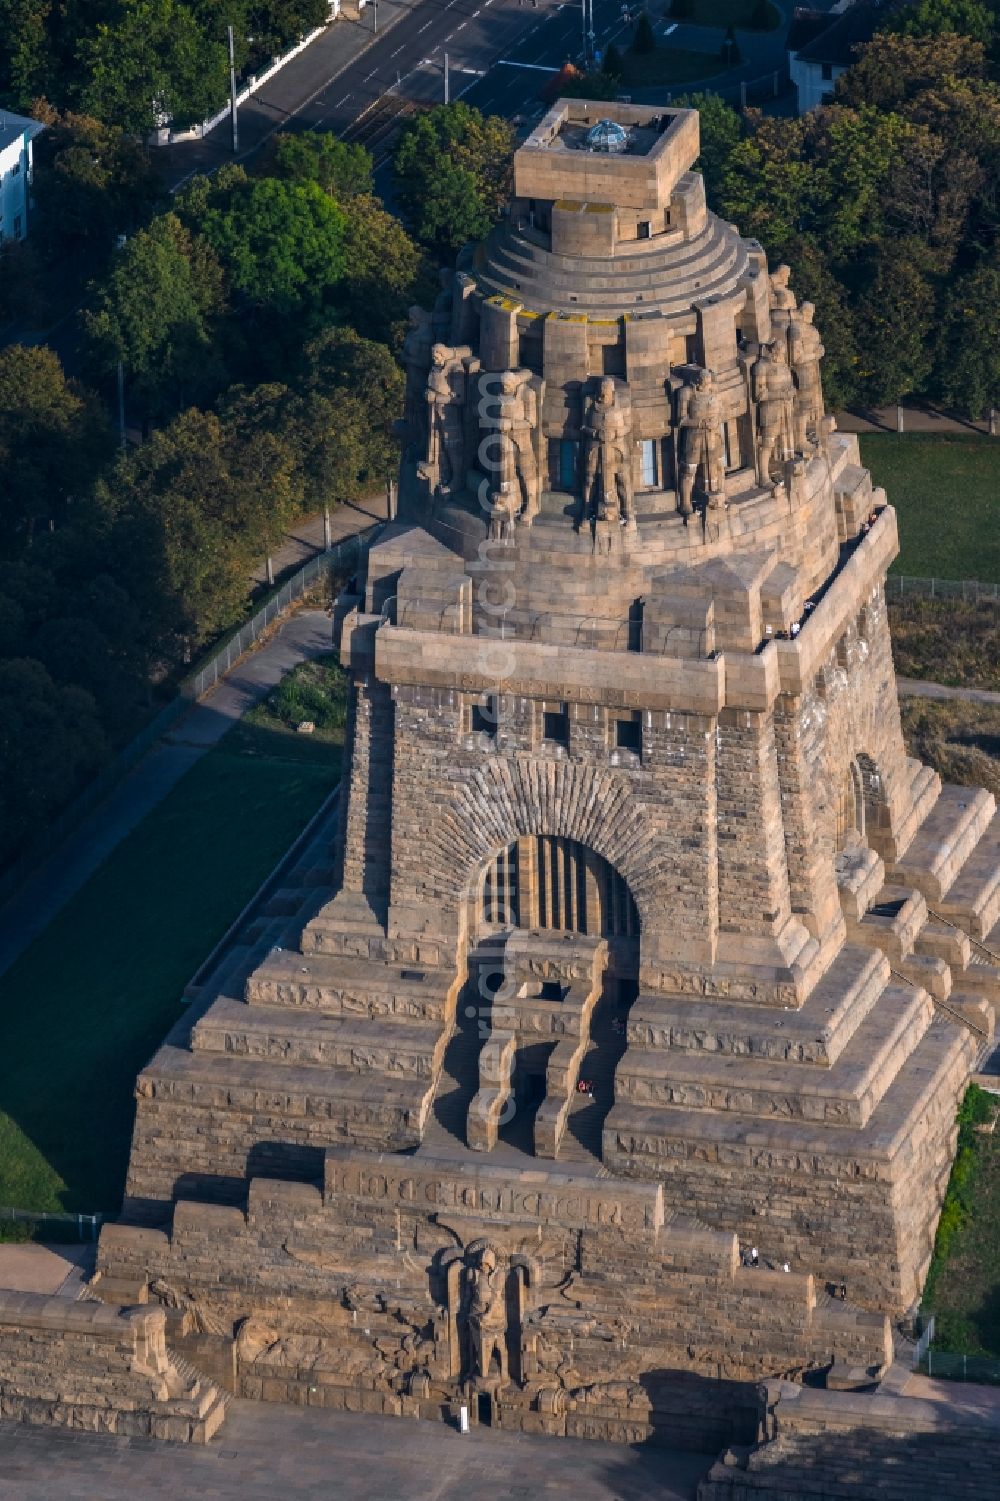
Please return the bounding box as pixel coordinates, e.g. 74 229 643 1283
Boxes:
0 0 329 124
198 177 349 322
0 347 111 551
393 104 515 254
82 214 227 421
0 659 107 861
80 0 229 134
272 131 375 200
29 111 163 261
694 24 1000 410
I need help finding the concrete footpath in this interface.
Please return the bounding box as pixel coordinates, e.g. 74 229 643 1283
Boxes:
897 678 1000 707
0 1401 713 1501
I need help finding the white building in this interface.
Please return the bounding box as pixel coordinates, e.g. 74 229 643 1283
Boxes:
787 3 881 114
0 110 45 244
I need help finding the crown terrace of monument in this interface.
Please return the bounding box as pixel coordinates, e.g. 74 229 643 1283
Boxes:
36 99 996 1448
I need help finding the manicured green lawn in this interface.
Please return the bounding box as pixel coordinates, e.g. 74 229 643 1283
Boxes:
860 433 1000 583
0 710 342 1216
669 0 780 29
622 47 724 87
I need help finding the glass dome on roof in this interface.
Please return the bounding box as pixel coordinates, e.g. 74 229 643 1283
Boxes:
586 118 629 154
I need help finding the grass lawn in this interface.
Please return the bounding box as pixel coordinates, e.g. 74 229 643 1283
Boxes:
890 598 1000 692
666 0 780 29
621 47 725 87
860 433 1000 583
899 697 1000 802
921 1085 1000 1356
0 658 346 1215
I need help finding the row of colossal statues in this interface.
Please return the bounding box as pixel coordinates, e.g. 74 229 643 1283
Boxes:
399 266 826 528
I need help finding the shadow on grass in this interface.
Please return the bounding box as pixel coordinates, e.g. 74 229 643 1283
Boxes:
0 722 341 1215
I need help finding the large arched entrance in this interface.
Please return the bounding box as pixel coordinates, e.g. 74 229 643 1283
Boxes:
479 836 639 939
436 836 640 1165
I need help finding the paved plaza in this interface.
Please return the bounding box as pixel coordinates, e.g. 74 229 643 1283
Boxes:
0 1403 712 1501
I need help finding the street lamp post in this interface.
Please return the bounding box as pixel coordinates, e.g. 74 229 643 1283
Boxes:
228 24 239 153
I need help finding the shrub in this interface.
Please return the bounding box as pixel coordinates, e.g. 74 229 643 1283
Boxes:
603 42 624 77
264 655 348 733
633 11 656 53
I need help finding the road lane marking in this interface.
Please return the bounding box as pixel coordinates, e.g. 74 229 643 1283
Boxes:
335 92 352 105
364 69 377 80
495 58 559 69
418 18 433 29
665 20 678 33
391 44 405 55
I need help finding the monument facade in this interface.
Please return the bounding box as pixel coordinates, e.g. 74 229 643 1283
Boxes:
92 102 1000 1442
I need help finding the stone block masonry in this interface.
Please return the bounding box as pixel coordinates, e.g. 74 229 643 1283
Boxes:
52 97 1000 1454
0 1292 226 1441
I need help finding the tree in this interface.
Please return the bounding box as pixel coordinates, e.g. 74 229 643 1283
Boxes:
888 0 995 46
242 0 328 54
853 242 937 403
0 346 110 552
603 42 623 78
80 0 229 134
83 213 227 422
0 658 107 865
337 194 425 341
675 93 742 203
271 130 374 200
836 31 988 114
198 177 348 323
0 0 53 109
30 111 162 261
669 0 694 16
935 250 1000 416
97 406 299 649
633 11 656 53
749 0 773 30
300 327 404 497
393 105 515 255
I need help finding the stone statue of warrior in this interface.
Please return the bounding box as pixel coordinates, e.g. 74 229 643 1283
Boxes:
581 376 634 526
400 306 433 459
678 368 726 516
768 262 797 342
753 340 796 486
465 1246 507 1385
789 301 825 451
488 370 541 534
420 343 470 497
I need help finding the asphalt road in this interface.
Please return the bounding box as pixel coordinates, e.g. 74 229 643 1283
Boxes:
163 0 649 189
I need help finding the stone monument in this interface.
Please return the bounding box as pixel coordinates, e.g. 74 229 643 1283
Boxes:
92 102 1000 1447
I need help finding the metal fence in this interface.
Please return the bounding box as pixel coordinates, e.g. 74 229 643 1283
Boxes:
887 575 1000 603
184 527 374 698
912 1315 935 1369
0 1205 106 1242
0 525 379 910
921 1349 1000 1384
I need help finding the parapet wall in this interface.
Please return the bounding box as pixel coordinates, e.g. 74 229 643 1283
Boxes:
97 1147 892 1422
0 1292 226 1442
